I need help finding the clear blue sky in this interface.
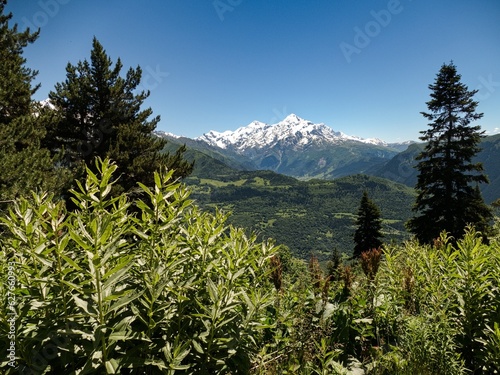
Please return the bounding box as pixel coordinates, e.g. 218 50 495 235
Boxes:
6 0 500 142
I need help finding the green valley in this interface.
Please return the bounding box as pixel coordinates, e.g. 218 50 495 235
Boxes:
184 170 415 261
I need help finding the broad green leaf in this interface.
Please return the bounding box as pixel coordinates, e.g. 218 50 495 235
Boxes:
102 258 133 290
73 294 98 316
61 254 83 271
109 290 142 314
105 359 119 374
192 339 204 354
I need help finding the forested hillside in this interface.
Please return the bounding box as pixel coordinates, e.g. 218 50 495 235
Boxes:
187 171 414 260
163 129 500 260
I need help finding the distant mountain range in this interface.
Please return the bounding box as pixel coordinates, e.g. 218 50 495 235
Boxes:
158 114 500 204
157 115 500 258
157 114 414 179
197 114 403 150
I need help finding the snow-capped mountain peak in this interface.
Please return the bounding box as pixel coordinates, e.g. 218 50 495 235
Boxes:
281 113 310 125
196 114 389 151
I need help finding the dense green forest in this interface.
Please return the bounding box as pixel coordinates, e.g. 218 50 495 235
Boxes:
161 129 499 261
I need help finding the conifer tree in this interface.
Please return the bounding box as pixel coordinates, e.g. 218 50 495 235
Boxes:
45 37 193 196
407 62 492 243
353 191 383 258
0 0 69 207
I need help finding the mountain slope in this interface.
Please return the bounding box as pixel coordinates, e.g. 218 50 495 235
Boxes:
159 114 412 179
479 134 500 203
159 133 251 178
373 134 500 204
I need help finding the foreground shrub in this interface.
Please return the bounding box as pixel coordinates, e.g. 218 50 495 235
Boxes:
0 158 277 374
372 229 500 374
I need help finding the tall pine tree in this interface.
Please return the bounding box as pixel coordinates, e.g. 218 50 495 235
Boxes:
0 0 70 207
353 191 383 259
45 37 193 196
407 62 492 243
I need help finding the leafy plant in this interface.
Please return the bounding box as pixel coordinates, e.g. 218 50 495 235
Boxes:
0 158 278 374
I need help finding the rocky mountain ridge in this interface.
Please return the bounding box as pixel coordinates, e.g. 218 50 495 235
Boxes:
157 114 414 179
195 114 412 152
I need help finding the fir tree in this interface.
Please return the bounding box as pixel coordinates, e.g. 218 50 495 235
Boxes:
407 62 492 243
0 0 70 207
326 247 342 281
45 37 193 196
353 191 383 259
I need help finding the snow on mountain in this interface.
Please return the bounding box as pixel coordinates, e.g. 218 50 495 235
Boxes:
196 114 390 152
40 98 56 110
154 130 182 139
